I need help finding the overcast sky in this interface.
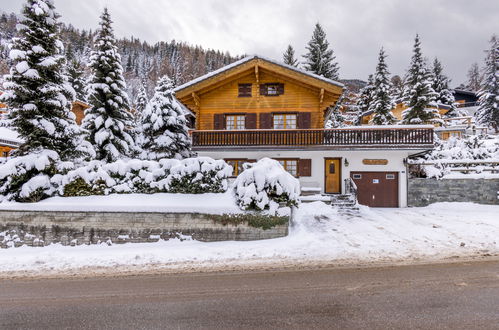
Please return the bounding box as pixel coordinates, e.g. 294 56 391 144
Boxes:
2 0 498 86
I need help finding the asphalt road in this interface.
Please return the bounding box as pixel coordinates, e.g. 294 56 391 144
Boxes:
1 260 498 330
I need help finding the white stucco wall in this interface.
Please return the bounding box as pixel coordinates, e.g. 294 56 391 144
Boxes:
197 149 423 207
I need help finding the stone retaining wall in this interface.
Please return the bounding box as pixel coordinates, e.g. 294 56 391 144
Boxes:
408 178 499 207
0 211 289 248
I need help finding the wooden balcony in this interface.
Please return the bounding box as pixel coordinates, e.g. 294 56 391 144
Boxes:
191 126 434 150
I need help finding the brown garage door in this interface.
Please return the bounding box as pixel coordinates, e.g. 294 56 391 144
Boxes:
350 172 399 207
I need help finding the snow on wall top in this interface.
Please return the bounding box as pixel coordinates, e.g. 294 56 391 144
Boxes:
174 55 345 93
0 127 23 145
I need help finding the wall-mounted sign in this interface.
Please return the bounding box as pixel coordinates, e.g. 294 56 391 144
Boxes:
362 159 388 165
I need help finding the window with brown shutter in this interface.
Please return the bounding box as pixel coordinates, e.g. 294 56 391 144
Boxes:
260 113 273 129
299 159 312 177
259 83 284 96
214 114 225 130
225 114 245 130
297 112 312 129
273 113 297 129
245 113 257 129
238 83 252 97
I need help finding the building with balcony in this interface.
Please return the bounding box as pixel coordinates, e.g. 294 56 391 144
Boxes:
176 55 434 207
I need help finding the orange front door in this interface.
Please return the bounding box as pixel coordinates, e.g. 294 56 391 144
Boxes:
324 158 341 194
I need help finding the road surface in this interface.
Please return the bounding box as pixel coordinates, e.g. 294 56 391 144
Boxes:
1 260 498 329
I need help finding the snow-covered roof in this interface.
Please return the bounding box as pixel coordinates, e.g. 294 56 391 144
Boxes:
174 55 344 92
0 127 23 146
176 99 195 117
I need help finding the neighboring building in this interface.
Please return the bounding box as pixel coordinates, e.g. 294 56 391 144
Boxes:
175 55 434 207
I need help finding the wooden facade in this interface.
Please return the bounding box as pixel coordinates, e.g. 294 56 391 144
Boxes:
175 56 344 131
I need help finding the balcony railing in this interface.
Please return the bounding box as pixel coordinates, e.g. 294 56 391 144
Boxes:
191 126 434 149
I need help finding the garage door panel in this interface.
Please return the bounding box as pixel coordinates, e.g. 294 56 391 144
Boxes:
351 172 398 207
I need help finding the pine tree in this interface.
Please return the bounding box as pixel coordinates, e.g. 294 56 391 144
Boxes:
466 62 483 92
325 105 345 128
302 23 339 80
66 45 86 101
390 75 404 103
82 8 135 162
475 35 499 132
402 35 442 125
355 74 375 125
134 79 148 120
139 75 193 160
369 48 396 125
431 58 458 118
0 0 89 159
0 0 92 202
283 45 298 67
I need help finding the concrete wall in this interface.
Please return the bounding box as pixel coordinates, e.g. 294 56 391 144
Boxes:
199 149 420 207
0 211 288 248
408 178 499 207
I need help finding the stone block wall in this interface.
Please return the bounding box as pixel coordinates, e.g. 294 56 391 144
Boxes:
0 211 289 248
408 178 499 207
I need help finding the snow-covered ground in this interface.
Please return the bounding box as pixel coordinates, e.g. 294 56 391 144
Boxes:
0 201 498 277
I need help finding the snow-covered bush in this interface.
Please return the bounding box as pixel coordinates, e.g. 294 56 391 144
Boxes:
232 158 300 214
411 135 499 178
60 157 232 196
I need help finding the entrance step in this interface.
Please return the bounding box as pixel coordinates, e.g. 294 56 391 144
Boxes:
300 187 322 196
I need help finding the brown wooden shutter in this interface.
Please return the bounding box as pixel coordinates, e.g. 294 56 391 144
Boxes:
299 159 312 177
259 84 267 96
298 112 311 129
260 113 273 129
214 114 225 130
245 113 257 129
277 83 284 95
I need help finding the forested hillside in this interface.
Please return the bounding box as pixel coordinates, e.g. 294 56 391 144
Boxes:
0 12 240 102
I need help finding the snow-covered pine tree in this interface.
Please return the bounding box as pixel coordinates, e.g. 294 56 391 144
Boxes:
390 75 405 104
475 35 499 132
133 79 148 120
369 48 396 125
66 44 86 101
466 62 483 92
139 75 193 160
82 8 135 162
402 35 442 125
283 45 298 67
0 0 92 201
302 23 339 80
355 74 375 125
431 58 458 118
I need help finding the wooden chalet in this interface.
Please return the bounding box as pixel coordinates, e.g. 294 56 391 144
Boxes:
176 55 434 207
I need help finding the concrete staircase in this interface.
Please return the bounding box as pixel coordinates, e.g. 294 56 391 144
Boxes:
300 178 359 211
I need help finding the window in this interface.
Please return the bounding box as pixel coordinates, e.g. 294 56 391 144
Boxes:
386 174 395 180
225 115 245 130
273 114 297 129
225 159 248 177
238 83 252 97
260 83 284 96
2 151 8 158
277 159 298 177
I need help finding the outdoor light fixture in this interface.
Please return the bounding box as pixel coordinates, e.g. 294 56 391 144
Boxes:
344 158 349 167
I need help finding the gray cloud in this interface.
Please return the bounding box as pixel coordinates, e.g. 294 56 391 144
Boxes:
2 0 498 85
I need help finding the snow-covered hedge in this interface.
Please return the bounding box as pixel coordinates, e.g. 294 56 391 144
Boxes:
60 157 232 196
232 158 300 214
410 135 499 178
0 156 232 202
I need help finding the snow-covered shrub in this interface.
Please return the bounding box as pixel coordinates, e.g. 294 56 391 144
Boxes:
232 158 300 214
60 157 232 196
0 150 64 202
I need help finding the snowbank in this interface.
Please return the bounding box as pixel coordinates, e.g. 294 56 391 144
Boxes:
0 202 497 275
0 191 242 214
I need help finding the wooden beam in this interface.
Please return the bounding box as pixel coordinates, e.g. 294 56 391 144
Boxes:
319 88 324 105
191 92 200 107
255 65 259 84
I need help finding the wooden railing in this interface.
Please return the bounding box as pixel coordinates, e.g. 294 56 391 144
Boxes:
191 127 434 148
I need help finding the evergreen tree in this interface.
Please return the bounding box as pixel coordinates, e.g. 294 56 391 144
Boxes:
65 45 86 101
402 35 442 125
139 75 193 160
475 35 499 132
466 62 482 91
302 23 339 80
390 75 404 103
431 58 458 117
134 79 148 118
325 105 346 128
355 74 375 125
283 45 298 67
82 8 135 162
0 0 92 202
0 0 89 159
369 48 396 125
